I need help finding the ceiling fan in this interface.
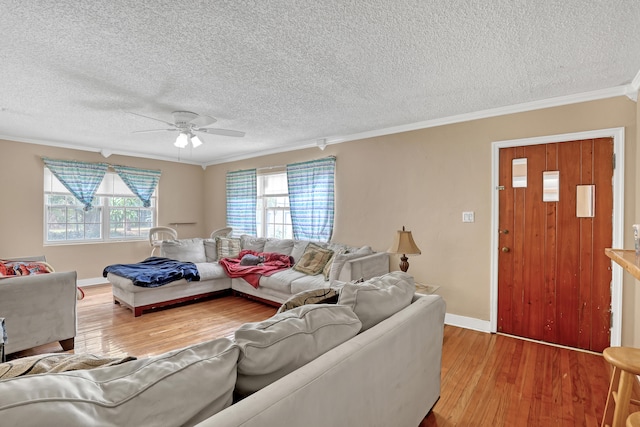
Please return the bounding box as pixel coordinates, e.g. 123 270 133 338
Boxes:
128 111 245 148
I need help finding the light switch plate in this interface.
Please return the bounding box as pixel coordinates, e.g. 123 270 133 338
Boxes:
462 211 475 223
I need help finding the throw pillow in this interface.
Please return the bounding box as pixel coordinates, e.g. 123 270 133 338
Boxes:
276 287 340 314
0 353 136 379
234 304 362 396
292 243 334 276
290 240 311 262
215 237 241 259
160 238 206 263
322 250 339 281
338 271 415 331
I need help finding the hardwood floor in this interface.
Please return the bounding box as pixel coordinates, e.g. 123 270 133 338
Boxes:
421 326 639 427
10 284 277 359
9 284 640 426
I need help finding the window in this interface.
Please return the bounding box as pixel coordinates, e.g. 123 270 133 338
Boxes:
44 168 156 243
256 172 292 239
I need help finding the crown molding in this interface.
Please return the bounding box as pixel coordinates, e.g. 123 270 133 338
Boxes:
206 84 636 166
627 68 640 102
323 85 632 147
0 134 203 166
4 81 638 167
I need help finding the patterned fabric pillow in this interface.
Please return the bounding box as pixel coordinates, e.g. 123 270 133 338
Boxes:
215 237 241 259
0 260 54 277
276 288 340 314
292 243 334 275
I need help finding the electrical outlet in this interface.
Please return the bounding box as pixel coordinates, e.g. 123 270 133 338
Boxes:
462 211 475 223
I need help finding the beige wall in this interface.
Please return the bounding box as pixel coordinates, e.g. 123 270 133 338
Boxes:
0 140 206 279
2 95 639 345
205 96 639 345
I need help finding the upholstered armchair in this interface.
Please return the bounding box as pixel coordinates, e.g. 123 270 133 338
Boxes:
0 257 77 356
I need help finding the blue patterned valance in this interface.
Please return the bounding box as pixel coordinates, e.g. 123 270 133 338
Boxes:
42 158 108 211
226 169 257 236
112 165 161 208
286 157 335 242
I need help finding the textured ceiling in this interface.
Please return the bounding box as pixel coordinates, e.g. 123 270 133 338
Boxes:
1 0 640 166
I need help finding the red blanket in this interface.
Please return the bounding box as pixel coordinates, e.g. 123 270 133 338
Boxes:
219 250 294 288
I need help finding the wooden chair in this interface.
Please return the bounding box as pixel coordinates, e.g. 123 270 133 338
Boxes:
602 347 640 427
628 412 640 427
149 226 178 256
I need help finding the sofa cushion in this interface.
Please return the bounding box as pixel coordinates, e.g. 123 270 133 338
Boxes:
290 273 330 294
263 238 294 256
0 338 239 427
257 268 306 293
161 238 206 263
234 304 362 396
193 262 228 281
338 271 415 331
216 237 241 259
240 235 267 252
292 243 334 275
276 288 340 314
204 238 218 262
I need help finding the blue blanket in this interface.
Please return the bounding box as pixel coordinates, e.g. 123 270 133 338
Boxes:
103 257 200 288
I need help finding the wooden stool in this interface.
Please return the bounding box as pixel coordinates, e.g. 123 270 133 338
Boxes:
602 347 640 427
628 412 640 427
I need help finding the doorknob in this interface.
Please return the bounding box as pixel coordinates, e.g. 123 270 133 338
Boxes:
502 247 510 253
499 229 509 234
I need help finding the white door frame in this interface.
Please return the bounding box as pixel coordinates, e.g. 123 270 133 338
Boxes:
490 127 625 346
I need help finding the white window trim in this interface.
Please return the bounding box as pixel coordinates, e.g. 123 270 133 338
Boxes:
43 169 157 245
256 171 292 239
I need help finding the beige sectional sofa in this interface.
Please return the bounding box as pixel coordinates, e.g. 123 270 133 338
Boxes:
0 272 446 427
107 235 390 316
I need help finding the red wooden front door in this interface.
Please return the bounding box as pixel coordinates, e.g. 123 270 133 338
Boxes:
497 138 613 352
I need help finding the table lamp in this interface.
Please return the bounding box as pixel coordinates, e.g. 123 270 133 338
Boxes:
387 226 421 272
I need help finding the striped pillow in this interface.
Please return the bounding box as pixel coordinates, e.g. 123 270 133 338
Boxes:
215 237 241 259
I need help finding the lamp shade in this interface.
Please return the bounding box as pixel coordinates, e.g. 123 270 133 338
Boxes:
388 226 421 255
174 133 189 148
190 134 203 147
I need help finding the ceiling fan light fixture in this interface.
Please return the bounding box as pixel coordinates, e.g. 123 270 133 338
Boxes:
190 134 202 148
175 132 189 148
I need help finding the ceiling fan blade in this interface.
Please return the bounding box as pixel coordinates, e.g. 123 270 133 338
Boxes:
190 114 217 127
196 128 245 137
132 128 178 134
127 111 176 127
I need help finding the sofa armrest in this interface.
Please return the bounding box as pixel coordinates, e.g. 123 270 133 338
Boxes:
0 270 77 354
337 252 389 282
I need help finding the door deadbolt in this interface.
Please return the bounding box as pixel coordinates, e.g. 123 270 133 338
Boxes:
501 247 510 253
499 229 509 234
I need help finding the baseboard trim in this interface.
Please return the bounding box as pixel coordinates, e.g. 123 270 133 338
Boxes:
445 313 491 333
77 277 110 287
